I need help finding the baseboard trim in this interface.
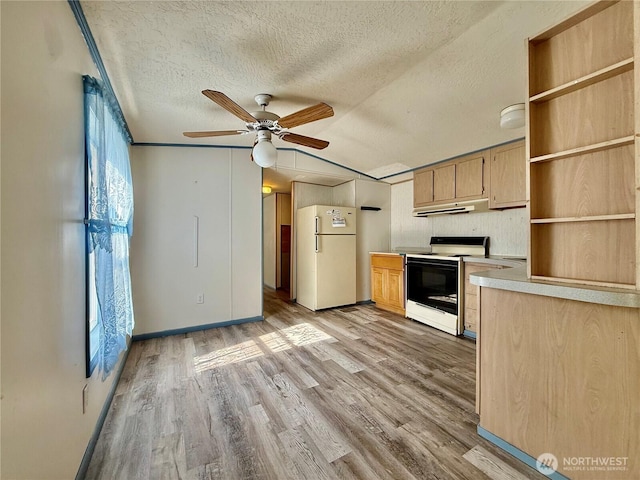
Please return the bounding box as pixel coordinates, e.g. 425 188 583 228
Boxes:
477 426 570 480
131 315 264 341
75 345 131 480
463 329 477 339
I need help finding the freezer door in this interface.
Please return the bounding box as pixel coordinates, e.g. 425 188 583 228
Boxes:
315 234 356 309
313 205 357 235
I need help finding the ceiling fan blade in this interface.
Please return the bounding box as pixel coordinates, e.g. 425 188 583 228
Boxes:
202 90 257 123
183 130 249 138
280 132 329 150
276 103 334 129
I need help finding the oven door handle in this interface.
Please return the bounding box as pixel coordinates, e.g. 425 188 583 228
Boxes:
415 302 449 314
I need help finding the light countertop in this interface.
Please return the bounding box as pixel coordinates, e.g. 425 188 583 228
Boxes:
370 252 526 270
462 256 525 268
470 264 640 308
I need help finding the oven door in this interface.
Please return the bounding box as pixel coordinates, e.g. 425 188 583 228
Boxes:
406 257 459 315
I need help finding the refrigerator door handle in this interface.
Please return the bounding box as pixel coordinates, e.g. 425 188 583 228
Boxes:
315 235 319 253
314 216 320 234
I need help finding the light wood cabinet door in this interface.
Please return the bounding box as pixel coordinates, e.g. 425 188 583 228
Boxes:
371 267 385 302
414 150 489 208
489 141 526 209
387 269 404 307
433 164 456 202
413 168 434 207
455 154 485 200
370 254 405 316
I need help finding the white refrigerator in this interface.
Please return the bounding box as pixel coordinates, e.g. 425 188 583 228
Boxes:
297 205 357 311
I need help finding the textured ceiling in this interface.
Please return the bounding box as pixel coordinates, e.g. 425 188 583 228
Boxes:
81 0 588 182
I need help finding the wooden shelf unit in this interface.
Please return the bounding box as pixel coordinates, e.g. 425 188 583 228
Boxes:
528 1 634 97
527 0 637 289
529 70 634 158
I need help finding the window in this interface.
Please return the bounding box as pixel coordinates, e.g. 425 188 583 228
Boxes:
83 75 134 378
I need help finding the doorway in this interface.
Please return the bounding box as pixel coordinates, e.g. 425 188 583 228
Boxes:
281 224 291 291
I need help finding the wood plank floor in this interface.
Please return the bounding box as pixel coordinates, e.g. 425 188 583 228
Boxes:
85 289 546 480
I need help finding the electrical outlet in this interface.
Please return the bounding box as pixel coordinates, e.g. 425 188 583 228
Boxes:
197 293 204 304
82 384 88 414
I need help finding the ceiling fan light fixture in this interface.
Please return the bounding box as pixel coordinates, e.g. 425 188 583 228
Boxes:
500 103 525 129
253 130 277 168
184 90 333 159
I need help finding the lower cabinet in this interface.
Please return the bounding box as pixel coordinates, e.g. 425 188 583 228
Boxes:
370 254 405 316
464 261 503 415
479 288 640 479
463 262 502 334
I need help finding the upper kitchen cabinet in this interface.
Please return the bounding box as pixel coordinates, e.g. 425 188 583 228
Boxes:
454 151 486 200
413 150 489 208
433 163 456 203
527 0 637 288
488 140 526 210
413 168 434 207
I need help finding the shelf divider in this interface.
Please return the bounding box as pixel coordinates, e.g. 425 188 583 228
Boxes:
530 57 633 102
530 136 635 164
530 213 636 224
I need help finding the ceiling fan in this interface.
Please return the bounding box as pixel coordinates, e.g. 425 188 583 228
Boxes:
183 90 334 168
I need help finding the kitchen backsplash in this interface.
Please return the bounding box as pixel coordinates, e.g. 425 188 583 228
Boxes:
390 181 528 256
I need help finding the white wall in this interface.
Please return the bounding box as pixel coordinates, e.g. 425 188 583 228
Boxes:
390 180 528 256
1 2 126 478
129 146 262 335
332 181 356 207
263 194 277 288
293 182 334 209
354 180 391 301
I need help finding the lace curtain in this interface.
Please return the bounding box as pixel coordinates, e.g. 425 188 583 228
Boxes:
83 75 134 379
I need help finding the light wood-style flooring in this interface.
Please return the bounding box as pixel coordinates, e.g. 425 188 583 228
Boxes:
85 289 545 480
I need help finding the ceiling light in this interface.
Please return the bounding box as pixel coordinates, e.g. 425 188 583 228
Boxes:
500 103 525 129
262 186 272 194
252 130 277 168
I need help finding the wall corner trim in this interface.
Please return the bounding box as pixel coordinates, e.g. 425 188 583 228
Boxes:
67 0 134 143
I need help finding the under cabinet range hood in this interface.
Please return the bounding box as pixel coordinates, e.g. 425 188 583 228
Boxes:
413 198 489 217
